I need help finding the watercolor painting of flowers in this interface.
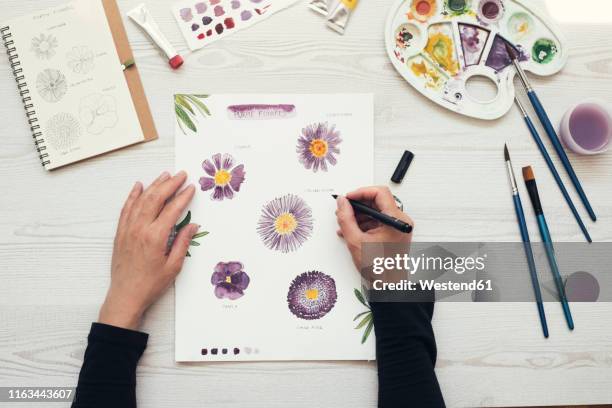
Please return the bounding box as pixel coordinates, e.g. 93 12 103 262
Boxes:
169 211 209 257
353 286 374 344
211 261 250 300
199 153 246 201
287 271 337 320
31 33 58 60
257 194 313 253
297 122 342 172
175 94 211 134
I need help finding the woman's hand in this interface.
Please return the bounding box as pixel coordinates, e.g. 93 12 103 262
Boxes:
336 186 413 272
98 171 198 330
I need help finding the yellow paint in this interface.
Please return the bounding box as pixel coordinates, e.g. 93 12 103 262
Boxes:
214 169 232 186
410 59 443 89
305 288 319 300
225 276 232 283
309 139 328 158
274 212 298 235
425 32 459 76
341 0 358 9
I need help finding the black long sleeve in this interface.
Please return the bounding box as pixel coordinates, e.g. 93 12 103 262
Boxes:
72 323 148 408
371 302 445 408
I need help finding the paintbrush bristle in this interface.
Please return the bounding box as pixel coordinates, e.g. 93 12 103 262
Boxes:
522 166 535 181
504 41 518 61
504 144 510 161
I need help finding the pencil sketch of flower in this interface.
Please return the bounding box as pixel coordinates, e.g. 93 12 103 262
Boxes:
36 69 67 103
31 33 58 60
167 211 209 257
297 122 342 172
211 261 250 300
353 286 373 344
45 112 81 151
67 46 95 74
79 94 118 135
257 194 313 253
175 94 211 134
199 153 245 201
287 271 337 320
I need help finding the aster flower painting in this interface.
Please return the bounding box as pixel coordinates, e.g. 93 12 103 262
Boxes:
296 122 342 172
211 261 250 300
199 153 245 201
257 194 313 253
287 271 337 320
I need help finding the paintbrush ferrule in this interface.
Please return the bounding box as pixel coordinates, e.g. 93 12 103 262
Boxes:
512 59 533 92
505 161 518 194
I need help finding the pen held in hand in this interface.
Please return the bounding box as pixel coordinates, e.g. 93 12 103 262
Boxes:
332 195 413 234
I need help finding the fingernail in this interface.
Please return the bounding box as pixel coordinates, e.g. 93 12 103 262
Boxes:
191 224 200 235
176 170 187 178
159 171 170 181
336 195 347 209
131 181 140 191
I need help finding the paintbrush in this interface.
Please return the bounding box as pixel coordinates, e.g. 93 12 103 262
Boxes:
522 166 574 331
514 98 592 243
505 41 597 222
504 145 549 338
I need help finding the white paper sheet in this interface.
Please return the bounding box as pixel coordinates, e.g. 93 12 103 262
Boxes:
174 94 376 361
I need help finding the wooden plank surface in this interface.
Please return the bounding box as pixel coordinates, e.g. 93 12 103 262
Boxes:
1 0 611 406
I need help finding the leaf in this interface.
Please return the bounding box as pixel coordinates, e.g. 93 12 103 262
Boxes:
354 313 372 330
175 105 197 133
175 95 195 117
361 319 374 344
191 94 209 98
185 95 211 117
190 240 201 246
354 288 369 308
176 211 191 230
353 311 370 321
192 231 209 239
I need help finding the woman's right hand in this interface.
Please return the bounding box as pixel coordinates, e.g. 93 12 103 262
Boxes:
335 186 414 272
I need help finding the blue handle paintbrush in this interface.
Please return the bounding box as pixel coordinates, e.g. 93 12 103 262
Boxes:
514 98 592 243
504 145 549 338
522 166 574 331
506 42 597 222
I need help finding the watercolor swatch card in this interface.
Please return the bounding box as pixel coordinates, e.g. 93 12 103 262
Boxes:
172 0 299 51
174 94 376 361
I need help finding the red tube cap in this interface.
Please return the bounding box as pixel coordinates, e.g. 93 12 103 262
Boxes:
169 55 184 69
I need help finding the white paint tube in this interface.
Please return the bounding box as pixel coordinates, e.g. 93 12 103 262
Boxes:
327 0 359 34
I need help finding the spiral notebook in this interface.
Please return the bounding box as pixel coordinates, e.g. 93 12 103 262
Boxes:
1 0 157 170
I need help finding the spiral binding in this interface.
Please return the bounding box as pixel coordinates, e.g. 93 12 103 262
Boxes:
1 26 50 168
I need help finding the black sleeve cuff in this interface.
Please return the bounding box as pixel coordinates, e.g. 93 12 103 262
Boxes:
89 323 149 350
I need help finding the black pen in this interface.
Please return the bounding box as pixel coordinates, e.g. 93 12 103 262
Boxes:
332 195 413 234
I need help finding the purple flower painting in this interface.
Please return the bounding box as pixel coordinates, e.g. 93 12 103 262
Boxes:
199 153 245 201
296 122 342 172
287 271 337 320
211 261 250 300
257 194 313 253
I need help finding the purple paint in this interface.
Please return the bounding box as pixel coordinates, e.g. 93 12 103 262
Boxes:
485 34 527 72
227 104 297 120
195 2 207 13
233 348 240 355
459 24 489 66
202 16 213 25
215 23 224 34
231 0 241 9
179 8 193 22
569 105 610 150
191 23 200 31
201 348 208 355
206 29 213 36
240 10 252 20
214 5 225 16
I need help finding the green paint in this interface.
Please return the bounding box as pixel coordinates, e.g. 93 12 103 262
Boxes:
532 38 557 64
446 0 470 15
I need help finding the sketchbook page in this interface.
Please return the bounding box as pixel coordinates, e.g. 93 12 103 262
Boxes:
4 0 144 170
175 94 376 361
172 0 300 51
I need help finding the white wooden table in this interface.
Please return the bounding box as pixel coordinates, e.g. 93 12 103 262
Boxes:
1 0 612 406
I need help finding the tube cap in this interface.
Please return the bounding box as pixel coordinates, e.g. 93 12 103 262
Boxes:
391 150 414 184
169 55 184 69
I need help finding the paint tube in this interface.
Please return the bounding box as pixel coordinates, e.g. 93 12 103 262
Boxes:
127 4 184 69
327 0 358 34
308 0 330 16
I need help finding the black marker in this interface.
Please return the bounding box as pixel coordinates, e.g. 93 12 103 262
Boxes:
332 195 413 234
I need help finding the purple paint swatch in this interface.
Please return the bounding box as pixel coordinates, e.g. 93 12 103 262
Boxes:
233 348 240 355
202 16 213 25
240 10 252 21
201 348 208 355
206 29 213 36
211 348 218 355
179 8 193 22
214 5 225 16
195 2 207 13
231 0 241 8
485 34 527 72
215 23 224 34
222 348 228 355
570 105 611 151
459 24 489 66
191 23 200 31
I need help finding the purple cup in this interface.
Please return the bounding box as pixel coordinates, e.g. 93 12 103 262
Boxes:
560 99 611 155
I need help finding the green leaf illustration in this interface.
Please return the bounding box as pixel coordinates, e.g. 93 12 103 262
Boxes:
353 311 370 321
176 105 196 134
176 211 192 231
354 288 369 309
354 313 372 330
361 319 374 344
174 94 211 135
175 94 195 116
185 95 211 117
192 231 209 239
190 240 201 246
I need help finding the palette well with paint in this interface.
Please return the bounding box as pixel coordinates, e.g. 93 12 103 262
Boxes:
385 0 567 119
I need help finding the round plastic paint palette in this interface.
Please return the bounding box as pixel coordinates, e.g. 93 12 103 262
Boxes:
385 0 567 120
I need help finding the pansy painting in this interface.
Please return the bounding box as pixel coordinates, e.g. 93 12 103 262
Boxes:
296 122 342 173
199 153 245 201
287 271 337 320
257 194 313 253
211 261 250 300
